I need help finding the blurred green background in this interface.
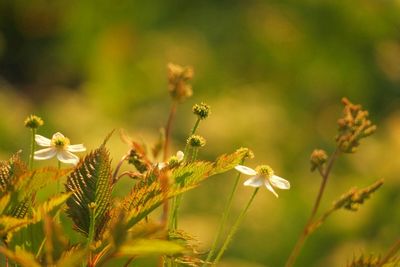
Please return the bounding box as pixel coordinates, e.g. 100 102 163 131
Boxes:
0 0 400 266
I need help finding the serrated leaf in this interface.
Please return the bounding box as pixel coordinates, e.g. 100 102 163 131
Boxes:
117 239 185 256
65 144 112 239
0 246 41 267
33 193 71 221
123 150 246 228
0 216 31 237
56 247 87 267
0 152 27 194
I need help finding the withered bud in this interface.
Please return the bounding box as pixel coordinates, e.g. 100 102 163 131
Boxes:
128 149 149 173
333 178 384 211
310 149 328 172
336 97 376 153
167 63 194 102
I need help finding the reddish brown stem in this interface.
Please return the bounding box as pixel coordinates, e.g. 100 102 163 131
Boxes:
285 148 340 267
163 101 177 161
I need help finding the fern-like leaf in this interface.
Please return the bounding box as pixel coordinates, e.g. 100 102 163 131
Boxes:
65 144 112 239
0 216 31 237
122 149 247 228
0 246 41 267
0 152 27 194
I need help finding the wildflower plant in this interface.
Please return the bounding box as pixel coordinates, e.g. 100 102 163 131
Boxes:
0 64 399 267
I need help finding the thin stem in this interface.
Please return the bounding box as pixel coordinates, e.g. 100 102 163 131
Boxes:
204 168 243 266
164 101 178 161
169 118 201 231
213 188 259 265
112 153 129 183
29 129 36 170
183 118 201 161
57 161 61 194
285 148 340 267
378 238 400 267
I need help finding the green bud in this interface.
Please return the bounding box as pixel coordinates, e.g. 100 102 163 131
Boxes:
236 147 255 160
187 134 206 148
192 102 211 120
24 114 44 129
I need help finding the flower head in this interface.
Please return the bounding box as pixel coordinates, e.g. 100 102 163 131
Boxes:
192 102 211 120
34 132 86 166
24 115 44 129
187 135 206 148
235 164 290 197
158 151 184 170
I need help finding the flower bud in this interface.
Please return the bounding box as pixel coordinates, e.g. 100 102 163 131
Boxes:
167 63 194 102
310 149 328 172
187 134 206 148
24 115 44 129
192 102 211 120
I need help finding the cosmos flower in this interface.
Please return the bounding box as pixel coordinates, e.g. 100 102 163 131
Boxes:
235 164 290 197
34 132 86 166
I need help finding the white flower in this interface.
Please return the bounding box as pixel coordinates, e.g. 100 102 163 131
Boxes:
235 164 290 197
158 150 184 170
34 132 86 166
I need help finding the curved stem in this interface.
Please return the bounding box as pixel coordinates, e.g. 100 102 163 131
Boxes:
204 169 243 266
213 188 259 265
285 148 340 267
112 153 129 183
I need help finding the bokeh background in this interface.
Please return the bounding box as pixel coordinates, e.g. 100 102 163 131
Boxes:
1 1 400 266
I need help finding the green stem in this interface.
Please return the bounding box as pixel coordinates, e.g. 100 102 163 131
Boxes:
183 118 200 161
204 167 244 266
29 129 36 170
57 161 61 193
87 204 96 248
213 188 259 265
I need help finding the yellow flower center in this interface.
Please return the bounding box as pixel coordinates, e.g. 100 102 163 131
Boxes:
51 136 70 149
255 165 274 179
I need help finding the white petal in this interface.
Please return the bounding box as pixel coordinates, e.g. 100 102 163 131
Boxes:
270 175 290 190
57 150 79 165
67 144 86 152
35 135 51 147
52 132 65 139
235 165 257 176
176 151 184 161
158 162 167 170
34 148 57 160
243 176 264 187
265 180 279 198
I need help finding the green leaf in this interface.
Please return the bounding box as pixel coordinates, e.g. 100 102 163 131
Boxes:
117 239 185 256
0 246 41 267
0 152 27 194
56 247 87 267
0 216 31 237
123 149 247 228
65 144 113 240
